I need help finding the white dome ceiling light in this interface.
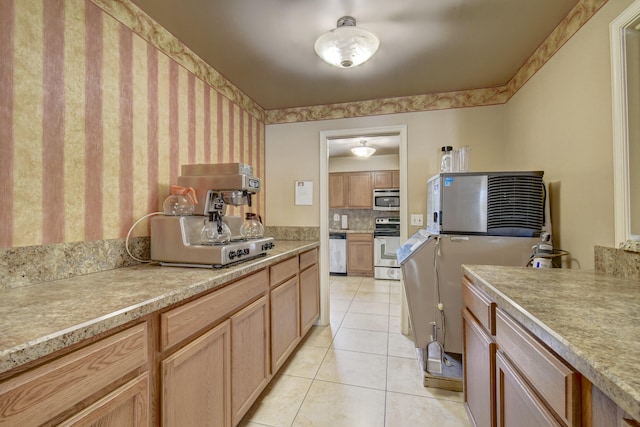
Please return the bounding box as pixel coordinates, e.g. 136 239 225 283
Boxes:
314 16 380 68
351 140 376 158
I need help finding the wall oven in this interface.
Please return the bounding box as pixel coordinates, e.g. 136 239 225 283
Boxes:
373 189 400 211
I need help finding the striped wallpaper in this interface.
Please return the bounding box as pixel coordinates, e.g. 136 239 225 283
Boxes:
0 0 265 248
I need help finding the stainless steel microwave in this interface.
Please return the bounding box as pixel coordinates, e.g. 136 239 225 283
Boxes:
426 171 546 237
373 189 400 211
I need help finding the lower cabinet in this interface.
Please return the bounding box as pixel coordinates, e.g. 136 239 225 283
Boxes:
462 308 495 427
162 321 231 427
347 233 374 277
60 373 150 427
230 295 270 426
0 247 320 427
463 275 581 427
0 323 149 427
270 276 300 372
495 351 561 427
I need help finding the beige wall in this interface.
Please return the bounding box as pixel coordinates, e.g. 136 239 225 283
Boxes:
503 0 634 268
265 0 634 269
329 154 400 173
265 106 507 231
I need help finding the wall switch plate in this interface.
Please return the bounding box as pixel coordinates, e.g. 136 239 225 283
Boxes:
411 214 424 226
333 213 340 221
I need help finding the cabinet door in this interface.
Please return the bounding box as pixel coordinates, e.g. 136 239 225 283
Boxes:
463 308 495 427
162 321 231 427
300 263 320 335
271 276 300 373
495 351 562 427
373 171 400 189
347 233 374 276
231 295 270 426
347 172 372 208
329 173 347 208
59 373 149 427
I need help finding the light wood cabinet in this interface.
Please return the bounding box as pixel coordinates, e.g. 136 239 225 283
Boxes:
270 276 300 373
329 171 373 208
231 295 270 426
59 373 149 427
0 247 320 427
299 248 320 335
161 321 231 427
347 233 374 276
0 323 148 427
347 172 373 208
372 170 400 189
463 308 495 427
329 173 348 208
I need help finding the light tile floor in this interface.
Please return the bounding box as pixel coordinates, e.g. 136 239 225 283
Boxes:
240 276 471 427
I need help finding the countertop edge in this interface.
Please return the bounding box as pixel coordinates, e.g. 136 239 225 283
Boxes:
0 240 319 376
462 264 640 422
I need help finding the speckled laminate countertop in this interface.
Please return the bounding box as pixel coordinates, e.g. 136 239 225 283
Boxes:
0 240 319 376
462 265 640 421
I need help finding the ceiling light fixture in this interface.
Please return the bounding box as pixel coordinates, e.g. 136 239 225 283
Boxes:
351 140 376 158
314 16 380 68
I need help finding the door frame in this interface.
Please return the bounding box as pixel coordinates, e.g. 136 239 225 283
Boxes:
318 125 408 330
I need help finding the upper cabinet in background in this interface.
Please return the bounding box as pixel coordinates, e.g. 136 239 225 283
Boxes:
373 170 400 189
329 170 398 209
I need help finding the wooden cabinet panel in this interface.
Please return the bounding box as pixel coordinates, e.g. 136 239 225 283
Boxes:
463 277 496 335
270 256 298 288
0 323 147 427
270 276 300 373
60 373 149 427
329 173 347 208
299 247 318 271
463 308 495 427
162 321 231 427
496 351 562 427
300 263 320 335
231 295 270 426
495 310 580 426
347 172 373 208
373 170 400 189
347 233 374 276
161 269 267 350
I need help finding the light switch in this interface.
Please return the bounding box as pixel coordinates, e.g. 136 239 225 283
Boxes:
411 214 424 226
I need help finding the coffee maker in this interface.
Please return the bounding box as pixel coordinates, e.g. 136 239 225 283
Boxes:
150 163 274 268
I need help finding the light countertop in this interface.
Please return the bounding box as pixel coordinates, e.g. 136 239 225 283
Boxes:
0 240 319 376
462 265 640 421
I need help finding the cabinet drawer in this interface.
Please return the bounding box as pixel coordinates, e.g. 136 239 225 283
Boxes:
495 310 581 426
463 277 496 335
270 256 298 288
299 248 318 271
161 269 267 350
0 323 148 426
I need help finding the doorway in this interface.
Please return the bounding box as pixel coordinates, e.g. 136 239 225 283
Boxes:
318 125 408 333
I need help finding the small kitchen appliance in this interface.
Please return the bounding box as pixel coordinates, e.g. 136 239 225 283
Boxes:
150 163 274 268
373 189 400 211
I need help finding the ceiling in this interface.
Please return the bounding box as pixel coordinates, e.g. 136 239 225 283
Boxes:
131 0 579 111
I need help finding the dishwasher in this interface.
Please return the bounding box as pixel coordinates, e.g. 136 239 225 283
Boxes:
329 233 347 275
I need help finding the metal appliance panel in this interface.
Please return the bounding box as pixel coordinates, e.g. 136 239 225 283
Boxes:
441 174 487 234
329 233 347 274
399 232 536 353
374 236 400 268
